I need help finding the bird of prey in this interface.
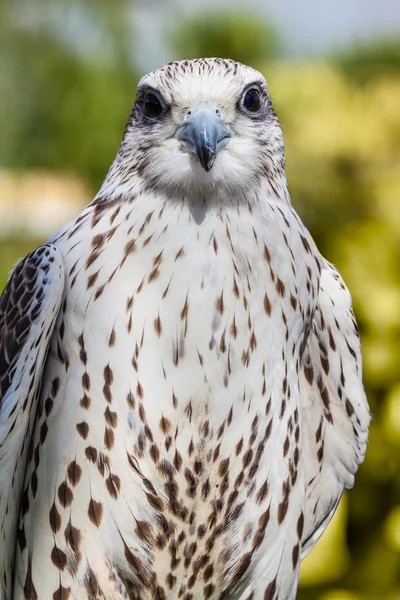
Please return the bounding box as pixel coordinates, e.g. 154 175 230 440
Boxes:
0 58 370 600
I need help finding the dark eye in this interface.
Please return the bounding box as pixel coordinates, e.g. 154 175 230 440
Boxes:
144 92 163 118
242 88 261 113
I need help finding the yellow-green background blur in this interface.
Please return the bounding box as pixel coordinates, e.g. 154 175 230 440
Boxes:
1 1 399 598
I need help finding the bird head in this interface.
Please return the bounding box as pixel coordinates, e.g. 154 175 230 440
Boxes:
104 59 288 201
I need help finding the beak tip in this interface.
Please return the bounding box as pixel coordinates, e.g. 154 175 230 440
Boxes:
202 158 215 172
199 148 216 172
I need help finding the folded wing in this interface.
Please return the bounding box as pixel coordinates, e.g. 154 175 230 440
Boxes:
0 245 64 598
299 260 370 557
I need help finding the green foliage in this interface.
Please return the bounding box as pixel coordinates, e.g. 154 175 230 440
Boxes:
0 0 140 189
334 38 400 84
169 11 280 67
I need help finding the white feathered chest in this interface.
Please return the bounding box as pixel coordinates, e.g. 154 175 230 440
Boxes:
17 193 317 599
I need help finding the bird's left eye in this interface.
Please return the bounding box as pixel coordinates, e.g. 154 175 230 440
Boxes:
241 88 261 113
144 92 164 118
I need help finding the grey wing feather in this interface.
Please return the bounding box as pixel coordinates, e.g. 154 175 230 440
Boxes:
299 260 370 558
0 244 64 599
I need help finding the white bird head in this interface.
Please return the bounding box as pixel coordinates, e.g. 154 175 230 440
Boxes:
101 58 289 202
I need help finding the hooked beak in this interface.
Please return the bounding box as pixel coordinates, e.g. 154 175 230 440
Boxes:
176 104 233 171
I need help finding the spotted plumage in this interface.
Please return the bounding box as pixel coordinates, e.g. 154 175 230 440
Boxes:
0 58 370 599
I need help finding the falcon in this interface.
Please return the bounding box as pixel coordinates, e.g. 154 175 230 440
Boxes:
0 58 370 600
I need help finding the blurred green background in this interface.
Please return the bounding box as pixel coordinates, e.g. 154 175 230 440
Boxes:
1 1 400 598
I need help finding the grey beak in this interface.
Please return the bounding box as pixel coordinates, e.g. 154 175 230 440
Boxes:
177 104 232 171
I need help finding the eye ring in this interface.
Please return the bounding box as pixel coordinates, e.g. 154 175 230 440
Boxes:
241 87 262 113
143 90 164 119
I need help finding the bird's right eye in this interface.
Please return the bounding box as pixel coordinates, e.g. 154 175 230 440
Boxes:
144 91 164 119
242 88 261 113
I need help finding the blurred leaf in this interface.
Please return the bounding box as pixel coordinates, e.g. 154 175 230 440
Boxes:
300 500 350 586
169 11 280 67
334 38 400 84
384 504 400 552
0 0 140 190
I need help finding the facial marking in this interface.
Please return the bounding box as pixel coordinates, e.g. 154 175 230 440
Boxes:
104 58 289 202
